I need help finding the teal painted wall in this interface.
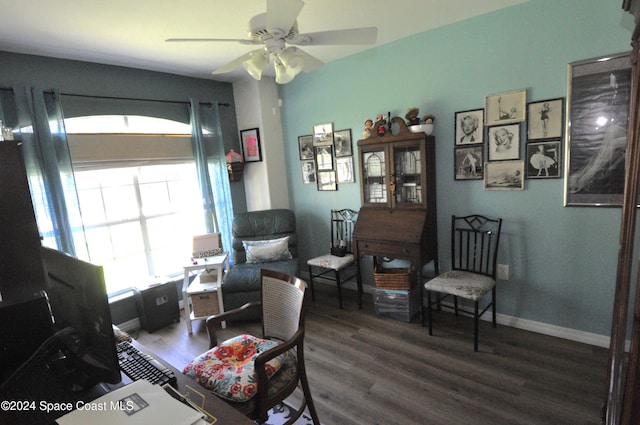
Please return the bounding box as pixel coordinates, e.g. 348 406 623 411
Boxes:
279 0 636 336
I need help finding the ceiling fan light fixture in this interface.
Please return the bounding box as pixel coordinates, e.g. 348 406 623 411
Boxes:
279 47 304 75
274 60 296 84
243 51 268 80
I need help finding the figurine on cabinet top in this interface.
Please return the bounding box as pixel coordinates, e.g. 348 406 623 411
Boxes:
405 107 421 126
363 118 373 139
376 113 388 136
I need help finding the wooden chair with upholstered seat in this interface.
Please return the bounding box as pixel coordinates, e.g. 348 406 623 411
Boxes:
183 269 320 425
422 214 502 351
307 208 361 309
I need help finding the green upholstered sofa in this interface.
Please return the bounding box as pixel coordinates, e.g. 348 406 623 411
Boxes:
222 209 299 313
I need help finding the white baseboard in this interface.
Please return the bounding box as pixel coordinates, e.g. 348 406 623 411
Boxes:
303 273 612 348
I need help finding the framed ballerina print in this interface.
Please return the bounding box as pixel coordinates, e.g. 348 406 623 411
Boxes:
564 52 632 206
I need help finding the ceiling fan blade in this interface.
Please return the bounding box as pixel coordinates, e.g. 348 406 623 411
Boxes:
166 38 259 45
266 0 304 36
212 50 260 75
294 27 378 45
296 49 324 72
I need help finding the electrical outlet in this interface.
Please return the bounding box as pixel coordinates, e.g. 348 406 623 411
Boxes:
496 264 509 280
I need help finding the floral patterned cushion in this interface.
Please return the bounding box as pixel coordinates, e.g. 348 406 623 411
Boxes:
182 334 285 402
307 253 354 271
424 270 495 301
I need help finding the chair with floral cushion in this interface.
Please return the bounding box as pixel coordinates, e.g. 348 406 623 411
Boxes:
422 214 502 352
183 269 320 425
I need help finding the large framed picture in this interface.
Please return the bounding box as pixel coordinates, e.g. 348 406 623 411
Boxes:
484 160 525 190
526 140 561 179
240 128 262 162
564 52 632 206
336 156 355 183
298 135 314 160
454 145 483 180
485 89 526 126
455 109 484 145
487 123 521 161
317 170 337 191
334 129 353 157
312 122 334 146
301 160 316 184
527 98 564 141
315 146 333 171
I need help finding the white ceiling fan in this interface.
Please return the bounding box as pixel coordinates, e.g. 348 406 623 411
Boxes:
166 0 377 84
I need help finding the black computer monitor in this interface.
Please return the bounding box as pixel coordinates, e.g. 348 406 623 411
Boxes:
41 246 121 387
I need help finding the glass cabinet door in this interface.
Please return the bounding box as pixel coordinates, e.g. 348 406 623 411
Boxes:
362 149 387 204
393 144 422 206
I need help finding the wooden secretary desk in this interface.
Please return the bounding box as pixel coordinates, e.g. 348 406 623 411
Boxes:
353 117 439 289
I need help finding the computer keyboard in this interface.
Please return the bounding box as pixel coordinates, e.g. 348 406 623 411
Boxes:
116 341 177 388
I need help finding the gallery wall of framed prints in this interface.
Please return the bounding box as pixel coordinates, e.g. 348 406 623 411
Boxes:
454 88 567 192
298 123 355 191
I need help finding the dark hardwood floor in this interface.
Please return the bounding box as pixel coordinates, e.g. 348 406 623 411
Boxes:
133 284 609 425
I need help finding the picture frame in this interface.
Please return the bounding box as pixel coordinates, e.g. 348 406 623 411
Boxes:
315 145 334 171
333 129 353 157
454 145 484 180
526 140 561 179
317 170 337 191
564 52 632 207
312 122 334 146
485 89 527 126
487 123 521 161
484 160 525 190
301 160 316 184
240 128 262 162
527 97 565 141
336 156 355 183
298 135 314 160
455 109 484 145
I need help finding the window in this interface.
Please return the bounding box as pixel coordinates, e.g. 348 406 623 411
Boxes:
65 115 207 295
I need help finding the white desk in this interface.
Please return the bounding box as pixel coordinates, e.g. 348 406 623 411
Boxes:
182 253 229 334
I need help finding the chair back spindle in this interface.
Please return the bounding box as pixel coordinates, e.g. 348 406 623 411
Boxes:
330 209 358 254
451 215 502 279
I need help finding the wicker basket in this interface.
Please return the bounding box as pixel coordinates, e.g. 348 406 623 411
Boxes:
373 266 415 290
191 292 220 317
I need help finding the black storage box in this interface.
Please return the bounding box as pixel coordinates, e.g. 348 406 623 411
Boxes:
133 280 180 332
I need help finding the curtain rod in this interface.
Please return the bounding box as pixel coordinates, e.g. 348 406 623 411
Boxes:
0 86 230 107
58 92 230 108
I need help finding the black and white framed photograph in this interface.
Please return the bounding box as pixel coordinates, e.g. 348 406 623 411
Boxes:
484 160 525 190
312 122 334 146
455 109 484 145
301 160 316 184
336 156 355 183
315 145 333 171
564 52 632 206
485 89 527 126
333 129 353 157
454 145 484 180
317 170 337 191
298 134 313 160
487 123 521 161
527 98 564 141
526 140 561 179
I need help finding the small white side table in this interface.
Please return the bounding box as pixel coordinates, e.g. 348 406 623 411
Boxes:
182 253 230 334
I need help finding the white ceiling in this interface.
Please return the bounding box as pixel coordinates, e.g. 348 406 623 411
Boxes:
0 0 529 83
